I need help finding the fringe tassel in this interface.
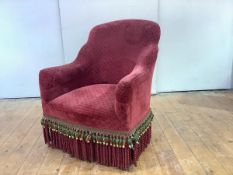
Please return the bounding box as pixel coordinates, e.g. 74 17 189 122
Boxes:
42 119 152 170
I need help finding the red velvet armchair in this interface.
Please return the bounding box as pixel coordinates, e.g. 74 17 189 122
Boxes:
39 19 160 169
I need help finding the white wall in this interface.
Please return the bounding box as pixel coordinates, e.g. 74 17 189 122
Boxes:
156 0 233 92
0 0 64 98
0 0 233 98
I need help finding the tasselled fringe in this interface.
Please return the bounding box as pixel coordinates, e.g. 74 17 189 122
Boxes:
41 111 153 169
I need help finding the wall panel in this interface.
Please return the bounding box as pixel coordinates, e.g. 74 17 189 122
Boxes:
0 0 64 98
156 0 233 92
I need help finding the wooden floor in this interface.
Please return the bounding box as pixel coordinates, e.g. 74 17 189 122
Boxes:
0 91 233 175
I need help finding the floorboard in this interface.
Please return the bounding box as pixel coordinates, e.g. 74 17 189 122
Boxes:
0 90 232 175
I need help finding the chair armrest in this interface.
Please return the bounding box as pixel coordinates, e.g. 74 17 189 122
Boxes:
115 66 147 103
115 66 152 127
115 44 158 129
39 62 89 104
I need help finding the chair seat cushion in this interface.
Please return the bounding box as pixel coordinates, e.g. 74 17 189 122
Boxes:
43 84 127 131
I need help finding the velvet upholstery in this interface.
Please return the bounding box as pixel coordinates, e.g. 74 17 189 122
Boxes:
39 19 160 169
